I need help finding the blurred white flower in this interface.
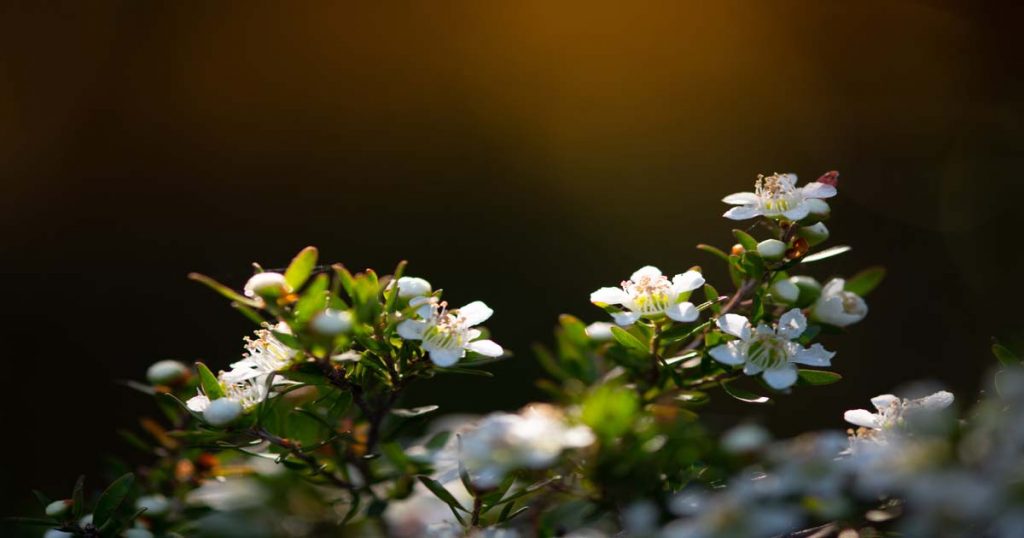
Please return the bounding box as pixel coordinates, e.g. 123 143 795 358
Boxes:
220 327 297 384
310 309 353 335
397 300 502 367
708 309 835 389
459 404 595 488
810 278 868 327
844 390 954 444
585 321 616 341
722 173 837 221
590 266 705 326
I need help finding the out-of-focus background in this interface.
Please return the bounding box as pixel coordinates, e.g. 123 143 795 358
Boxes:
2 0 1022 512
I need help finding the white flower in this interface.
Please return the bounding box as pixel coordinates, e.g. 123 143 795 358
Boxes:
810 278 868 327
708 309 835 389
310 309 353 335
397 301 503 367
722 173 837 221
590 266 705 326
844 390 954 443
459 404 595 488
243 272 291 298
394 276 432 298
585 321 616 341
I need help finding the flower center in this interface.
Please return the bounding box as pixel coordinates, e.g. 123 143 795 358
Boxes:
423 302 468 350
624 275 673 315
841 294 861 313
755 174 801 214
745 334 791 370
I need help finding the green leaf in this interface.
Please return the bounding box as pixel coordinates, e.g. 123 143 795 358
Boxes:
295 273 329 324
417 475 467 513
732 229 758 251
610 326 650 356
796 369 843 386
720 379 770 404
697 243 730 264
71 475 85 519
801 245 851 263
195 362 225 399
285 246 319 290
188 272 260 307
845 266 886 296
992 343 1021 367
391 405 439 417
31 490 52 511
660 321 710 345
582 385 639 438
93 473 135 528
425 431 451 451
703 284 722 314
384 260 408 313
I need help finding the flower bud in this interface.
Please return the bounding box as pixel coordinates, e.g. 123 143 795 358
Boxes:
44 530 75 538
203 398 243 427
243 272 291 299
756 239 787 261
796 222 830 247
135 495 170 517
804 198 831 220
310 309 353 336
730 243 745 256
584 322 615 341
146 360 190 386
44 500 72 518
788 276 822 307
770 279 799 304
810 278 868 327
395 276 431 298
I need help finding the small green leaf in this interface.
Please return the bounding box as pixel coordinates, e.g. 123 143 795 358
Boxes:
31 490 52 511
425 431 451 451
295 273 329 324
285 246 319 290
71 475 85 519
845 266 886 296
660 321 710 345
391 405 439 417
796 369 843 386
195 362 225 399
992 343 1021 367
384 260 408 313
720 379 770 404
610 326 650 356
188 273 260 307
93 473 135 528
417 475 467 512
732 229 758 251
801 245 851 263
697 243 730 263
703 284 722 314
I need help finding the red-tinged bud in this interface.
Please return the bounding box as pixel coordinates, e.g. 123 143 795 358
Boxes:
817 170 839 186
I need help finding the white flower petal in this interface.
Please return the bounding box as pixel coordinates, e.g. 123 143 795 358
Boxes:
792 344 835 366
844 409 880 429
671 270 705 294
722 192 759 205
776 309 807 340
457 301 493 326
801 182 838 199
916 390 954 410
590 287 630 306
630 265 663 282
782 204 810 221
585 322 616 341
870 394 900 411
665 302 698 322
466 339 503 357
709 342 746 365
743 362 763 375
428 347 464 367
723 206 762 220
396 276 432 298
762 365 798 389
822 278 846 296
717 313 751 340
611 311 642 326
397 319 428 340
186 394 211 413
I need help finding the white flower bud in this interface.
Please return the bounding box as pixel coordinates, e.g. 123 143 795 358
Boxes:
797 222 830 247
770 279 799 304
44 500 72 518
123 529 155 538
789 276 822 307
810 278 868 327
395 276 432 298
44 530 75 538
585 322 615 341
310 309 353 336
135 495 170 517
146 360 189 386
756 239 787 261
805 198 831 220
243 272 290 299
203 398 243 427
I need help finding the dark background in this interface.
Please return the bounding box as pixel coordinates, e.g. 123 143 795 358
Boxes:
2 0 1023 514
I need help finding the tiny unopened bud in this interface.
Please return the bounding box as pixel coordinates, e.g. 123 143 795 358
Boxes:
817 170 839 186
797 222 830 247
756 239 787 261
310 309 353 336
135 495 170 517
395 276 432 298
203 398 243 427
45 500 72 518
146 360 190 386
770 279 800 304
243 272 291 299
804 198 831 221
730 244 745 256
789 276 822 307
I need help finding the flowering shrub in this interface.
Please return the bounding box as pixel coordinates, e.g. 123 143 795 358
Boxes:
7 171 1023 538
